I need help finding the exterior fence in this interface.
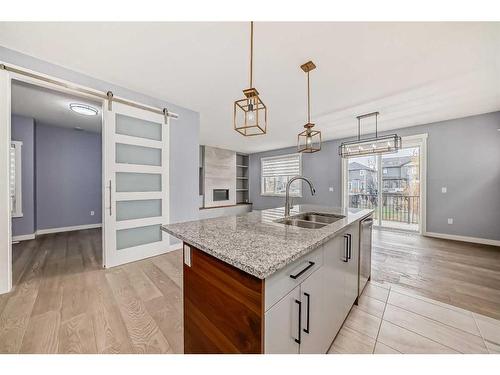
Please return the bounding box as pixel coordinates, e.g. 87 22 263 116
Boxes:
349 193 419 224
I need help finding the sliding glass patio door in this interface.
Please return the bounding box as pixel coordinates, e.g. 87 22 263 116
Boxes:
344 135 426 233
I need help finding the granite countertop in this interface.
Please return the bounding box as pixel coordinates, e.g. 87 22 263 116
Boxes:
161 204 373 279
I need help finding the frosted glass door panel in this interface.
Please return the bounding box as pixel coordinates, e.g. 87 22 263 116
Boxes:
116 143 161 166
116 199 162 221
116 113 162 141
116 172 161 192
116 224 162 250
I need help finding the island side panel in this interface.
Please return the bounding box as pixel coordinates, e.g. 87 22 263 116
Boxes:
183 243 265 353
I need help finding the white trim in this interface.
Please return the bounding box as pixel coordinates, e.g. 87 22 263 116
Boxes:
36 223 102 235
115 134 163 149
115 164 163 174
425 232 500 247
12 233 36 242
0 69 12 294
115 191 164 201
167 243 182 252
115 217 163 231
12 224 103 242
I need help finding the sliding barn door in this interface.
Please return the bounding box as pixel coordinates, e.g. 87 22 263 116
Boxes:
103 102 170 268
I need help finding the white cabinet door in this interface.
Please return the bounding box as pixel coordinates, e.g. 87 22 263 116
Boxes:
265 285 301 354
323 234 350 339
344 223 359 307
299 266 331 354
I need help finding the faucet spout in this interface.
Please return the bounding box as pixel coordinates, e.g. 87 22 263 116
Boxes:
285 176 316 217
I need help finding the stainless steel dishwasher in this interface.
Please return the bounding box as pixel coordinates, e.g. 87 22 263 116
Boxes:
358 215 373 298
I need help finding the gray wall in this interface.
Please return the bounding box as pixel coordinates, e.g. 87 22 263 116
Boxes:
11 115 35 237
36 123 101 230
250 111 500 241
1 46 200 244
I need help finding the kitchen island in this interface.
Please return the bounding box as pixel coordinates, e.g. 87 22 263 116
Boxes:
161 204 373 354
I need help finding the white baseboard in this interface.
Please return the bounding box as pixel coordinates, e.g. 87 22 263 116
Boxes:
12 233 36 242
167 244 182 252
425 232 500 247
36 223 102 236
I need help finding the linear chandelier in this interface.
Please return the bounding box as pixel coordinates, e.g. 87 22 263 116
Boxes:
339 112 401 158
234 21 267 136
297 60 321 153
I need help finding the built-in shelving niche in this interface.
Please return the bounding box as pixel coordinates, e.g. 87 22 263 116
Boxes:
236 153 249 204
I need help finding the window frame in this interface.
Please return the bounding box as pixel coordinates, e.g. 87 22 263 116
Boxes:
10 141 23 218
260 153 303 197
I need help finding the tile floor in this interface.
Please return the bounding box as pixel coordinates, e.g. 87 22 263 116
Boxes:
328 281 500 354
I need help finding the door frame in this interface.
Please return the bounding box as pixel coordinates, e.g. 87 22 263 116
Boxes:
342 133 427 235
0 69 12 294
0 64 107 294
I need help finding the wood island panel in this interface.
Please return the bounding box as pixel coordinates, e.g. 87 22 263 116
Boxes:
183 243 265 353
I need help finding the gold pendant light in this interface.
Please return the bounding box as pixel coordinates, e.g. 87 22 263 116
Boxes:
234 21 267 136
297 60 321 153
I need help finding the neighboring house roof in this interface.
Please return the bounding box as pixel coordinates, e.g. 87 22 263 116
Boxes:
382 156 412 168
348 162 375 172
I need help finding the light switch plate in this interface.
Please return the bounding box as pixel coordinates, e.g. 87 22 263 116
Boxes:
329 187 334 192
441 187 447 193
447 218 453 225
90 211 95 216
183 244 192 267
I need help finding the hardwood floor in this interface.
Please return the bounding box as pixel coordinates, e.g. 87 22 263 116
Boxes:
0 227 498 353
371 229 500 320
1 229 182 354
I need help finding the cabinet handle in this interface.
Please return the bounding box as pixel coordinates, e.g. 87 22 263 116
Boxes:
294 299 302 344
343 235 349 262
303 292 310 334
290 261 315 279
347 233 352 260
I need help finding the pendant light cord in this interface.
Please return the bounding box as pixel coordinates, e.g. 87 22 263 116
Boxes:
307 71 311 123
250 21 253 88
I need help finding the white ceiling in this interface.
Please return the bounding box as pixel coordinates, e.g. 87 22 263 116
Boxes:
11 80 102 133
1 22 499 153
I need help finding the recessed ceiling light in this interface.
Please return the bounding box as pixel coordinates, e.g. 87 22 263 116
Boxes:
69 103 98 116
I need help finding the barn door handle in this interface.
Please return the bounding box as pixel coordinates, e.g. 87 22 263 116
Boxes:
109 180 112 216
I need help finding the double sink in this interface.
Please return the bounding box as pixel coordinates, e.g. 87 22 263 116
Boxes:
276 212 345 229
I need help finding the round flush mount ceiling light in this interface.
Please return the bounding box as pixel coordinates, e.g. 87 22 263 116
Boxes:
69 103 98 116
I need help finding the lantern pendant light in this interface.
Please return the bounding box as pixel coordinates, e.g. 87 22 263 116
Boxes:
234 22 267 136
297 60 321 153
338 112 402 158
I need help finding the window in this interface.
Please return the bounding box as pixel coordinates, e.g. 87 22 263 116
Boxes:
261 153 302 197
10 141 23 218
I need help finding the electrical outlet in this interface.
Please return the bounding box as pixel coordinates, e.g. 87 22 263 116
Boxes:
329 187 334 192
441 187 447 193
447 218 453 225
90 211 95 216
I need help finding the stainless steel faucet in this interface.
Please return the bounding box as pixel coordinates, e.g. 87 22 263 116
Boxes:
285 176 316 217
